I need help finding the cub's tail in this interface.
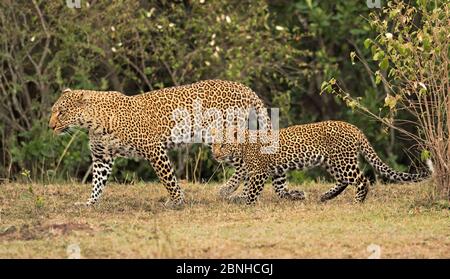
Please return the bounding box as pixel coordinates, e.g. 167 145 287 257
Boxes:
358 135 433 182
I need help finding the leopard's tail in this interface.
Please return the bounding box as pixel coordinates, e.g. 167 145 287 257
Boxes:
359 134 433 182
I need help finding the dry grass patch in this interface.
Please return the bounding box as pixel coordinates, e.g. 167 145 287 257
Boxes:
0 180 448 258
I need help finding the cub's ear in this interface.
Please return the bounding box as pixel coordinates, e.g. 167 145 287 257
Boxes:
233 129 238 142
210 127 219 142
210 127 224 143
210 127 218 137
62 88 72 94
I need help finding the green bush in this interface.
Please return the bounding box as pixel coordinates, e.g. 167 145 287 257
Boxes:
9 120 91 181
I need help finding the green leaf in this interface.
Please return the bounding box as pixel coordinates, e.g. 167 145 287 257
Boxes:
379 57 389 71
384 94 397 109
388 68 396 78
350 51 356 65
371 45 378 56
364 38 372 49
144 67 153 75
306 0 312 9
423 36 431 51
375 71 382 85
373 51 384 61
420 150 431 161
320 81 328 92
326 85 332 94
419 88 427 96
329 78 336 85
395 41 407 55
418 82 428 96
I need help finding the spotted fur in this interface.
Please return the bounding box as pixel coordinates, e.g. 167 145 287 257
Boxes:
49 80 272 208
212 120 431 204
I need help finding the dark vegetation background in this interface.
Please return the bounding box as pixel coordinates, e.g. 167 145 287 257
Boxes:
0 0 425 184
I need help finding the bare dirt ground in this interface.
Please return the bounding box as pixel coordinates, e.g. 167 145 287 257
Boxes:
0 180 448 258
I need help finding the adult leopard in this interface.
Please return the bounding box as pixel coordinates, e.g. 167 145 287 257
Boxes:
49 80 295 208
211 121 433 204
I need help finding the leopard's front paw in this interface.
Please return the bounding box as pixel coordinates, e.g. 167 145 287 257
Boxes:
319 195 330 203
164 197 185 210
86 198 98 206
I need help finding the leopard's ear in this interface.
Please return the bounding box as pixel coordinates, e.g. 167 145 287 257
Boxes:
79 91 95 108
62 88 72 94
67 89 88 106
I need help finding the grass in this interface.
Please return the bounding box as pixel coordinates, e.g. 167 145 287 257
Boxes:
0 180 449 258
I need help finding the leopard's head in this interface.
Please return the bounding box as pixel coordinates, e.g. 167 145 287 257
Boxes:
49 89 91 134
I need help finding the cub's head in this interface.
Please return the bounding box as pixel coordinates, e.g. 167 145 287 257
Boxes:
211 142 238 162
49 88 90 134
210 128 241 162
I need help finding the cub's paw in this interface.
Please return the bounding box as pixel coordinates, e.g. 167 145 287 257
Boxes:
227 194 247 205
286 189 305 200
74 199 96 207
